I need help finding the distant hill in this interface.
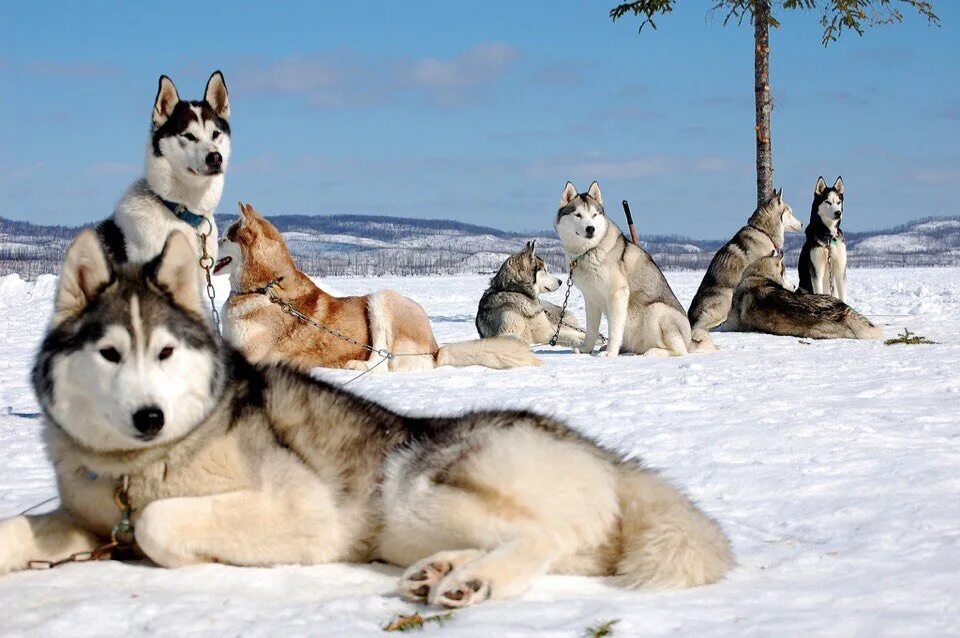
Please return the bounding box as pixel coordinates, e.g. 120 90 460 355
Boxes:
1 213 958 279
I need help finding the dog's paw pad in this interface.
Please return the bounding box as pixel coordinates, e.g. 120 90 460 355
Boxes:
399 561 453 602
436 578 489 609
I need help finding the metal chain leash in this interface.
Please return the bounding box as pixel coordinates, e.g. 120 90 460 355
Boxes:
237 279 439 385
547 256 606 349
197 218 220 329
827 244 836 297
28 476 134 570
549 264 577 347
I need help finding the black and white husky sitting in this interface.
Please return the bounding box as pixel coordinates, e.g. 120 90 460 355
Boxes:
98 71 231 276
0 230 733 606
798 176 846 301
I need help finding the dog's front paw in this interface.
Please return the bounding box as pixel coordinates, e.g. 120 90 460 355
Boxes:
595 349 619 358
0 516 31 575
431 573 491 609
135 500 205 568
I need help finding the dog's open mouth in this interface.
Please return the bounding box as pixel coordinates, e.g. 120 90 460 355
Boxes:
213 256 232 274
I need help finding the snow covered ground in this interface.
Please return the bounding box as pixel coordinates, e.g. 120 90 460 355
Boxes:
1 268 958 637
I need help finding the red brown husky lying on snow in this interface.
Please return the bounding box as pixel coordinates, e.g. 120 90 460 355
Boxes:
216 203 540 372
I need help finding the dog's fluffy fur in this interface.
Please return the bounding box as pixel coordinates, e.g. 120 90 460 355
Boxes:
219 203 539 372
475 241 585 347
554 181 710 357
726 251 881 339
799 176 847 301
0 230 734 607
687 190 803 336
97 71 231 289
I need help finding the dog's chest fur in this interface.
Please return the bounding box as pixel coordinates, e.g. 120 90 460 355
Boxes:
113 179 218 265
49 426 251 539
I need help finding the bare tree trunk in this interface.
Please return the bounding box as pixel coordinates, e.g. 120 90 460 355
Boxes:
754 0 773 208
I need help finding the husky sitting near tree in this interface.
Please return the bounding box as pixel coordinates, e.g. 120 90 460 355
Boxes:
97 71 230 305
687 189 803 335
475 241 586 348
0 229 734 607
799 176 847 301
217 202 539 372
554 181 710 357
726 251 881 340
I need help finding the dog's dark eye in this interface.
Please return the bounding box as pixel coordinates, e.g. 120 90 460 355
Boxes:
99 347 122 363
212 130 221 140
158 346 175 361
182 133 199 142
575 213 582 218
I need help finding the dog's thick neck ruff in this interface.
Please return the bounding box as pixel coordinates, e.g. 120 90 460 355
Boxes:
152 191 208 229
145 152 224 220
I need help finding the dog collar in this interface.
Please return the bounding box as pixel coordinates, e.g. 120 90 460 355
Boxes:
157 196 207 229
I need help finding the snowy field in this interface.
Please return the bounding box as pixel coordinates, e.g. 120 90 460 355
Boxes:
1 268 958 637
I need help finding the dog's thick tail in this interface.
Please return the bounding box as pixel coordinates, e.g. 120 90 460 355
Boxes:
846 311 883 340
613 467 734 589
435 336 541 369
690 328 717 353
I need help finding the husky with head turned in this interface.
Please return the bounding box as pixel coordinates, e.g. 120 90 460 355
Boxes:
726 251 881 340
97 71 231 283
799 176 847 301
475 240 585 348
687 189 803 336
554 181 709 357
0 229 733 606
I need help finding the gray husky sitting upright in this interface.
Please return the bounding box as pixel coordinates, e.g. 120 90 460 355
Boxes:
799 176 847 301
0 230 733 606
554 181 709 356
475 241 585 348
726 251 881 340
687 190 803 335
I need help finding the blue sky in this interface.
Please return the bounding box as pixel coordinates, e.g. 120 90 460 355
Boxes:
1 1 957 236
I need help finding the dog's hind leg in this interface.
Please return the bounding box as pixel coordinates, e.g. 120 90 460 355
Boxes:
430 537 560 608
0 510 102 574
399 549 486 602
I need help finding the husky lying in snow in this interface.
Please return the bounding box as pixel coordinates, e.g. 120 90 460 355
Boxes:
97 71 231 284
799 176 847 301
475 241 586 348
687 190 803 335
554 181 712 357
726 251 881 340
0 230 733 607
217 203 540 372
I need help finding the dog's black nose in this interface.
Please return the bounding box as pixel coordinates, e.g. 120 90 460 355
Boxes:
132 407 164 437
205 151 223 170
834 211 842 219
585 225 595 237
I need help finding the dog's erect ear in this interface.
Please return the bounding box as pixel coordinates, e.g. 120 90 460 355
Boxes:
815 176 827 196
523 239 536 254
776 188 784 205
560 181 578 206
54 230 113 325
587 181 603 206
204 70 230 119
833 176 844 195
153 75 180 128
152 232 202 314
237 201 250 223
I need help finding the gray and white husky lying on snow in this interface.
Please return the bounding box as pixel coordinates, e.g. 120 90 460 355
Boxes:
476 241 585 348
0 230 733 607
726 251 881 340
